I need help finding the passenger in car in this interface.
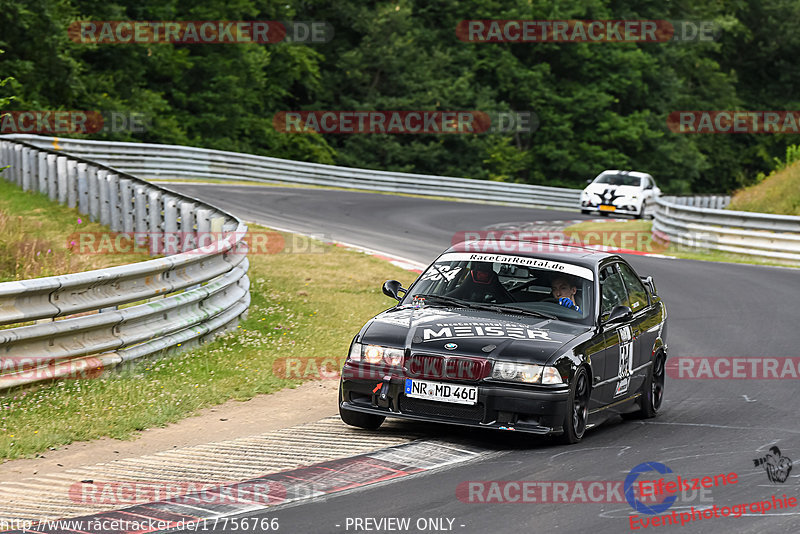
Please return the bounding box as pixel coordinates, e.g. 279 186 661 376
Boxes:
551 275 581 312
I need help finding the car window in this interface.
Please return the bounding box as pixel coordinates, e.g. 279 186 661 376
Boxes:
594 173 642 187
618 262 649 311
600 264 628 319
405 253 596 325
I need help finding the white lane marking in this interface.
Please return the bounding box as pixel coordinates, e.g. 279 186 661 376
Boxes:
742 395 757 402
639 421 800 434
548 446 633 461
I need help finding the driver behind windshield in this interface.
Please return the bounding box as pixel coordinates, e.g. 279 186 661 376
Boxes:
551 275 581 312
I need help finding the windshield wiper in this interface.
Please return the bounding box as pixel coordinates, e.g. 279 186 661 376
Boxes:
466 303 558 320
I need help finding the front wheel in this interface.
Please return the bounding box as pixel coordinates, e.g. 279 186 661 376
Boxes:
636 201 647 219
339 383 385 430
559 366 590 444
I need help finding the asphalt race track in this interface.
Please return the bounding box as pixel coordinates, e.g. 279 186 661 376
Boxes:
168 184 800 534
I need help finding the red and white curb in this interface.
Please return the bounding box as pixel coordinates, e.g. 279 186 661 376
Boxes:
4 441 496 534
332 241 425 273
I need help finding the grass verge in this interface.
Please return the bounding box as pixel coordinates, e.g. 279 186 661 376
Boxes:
728 159 800 216
563 220 798 268
0 178 151 282
0 227 414 460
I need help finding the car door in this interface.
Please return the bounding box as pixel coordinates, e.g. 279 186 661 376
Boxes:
593 263 633 406
617 261 657 395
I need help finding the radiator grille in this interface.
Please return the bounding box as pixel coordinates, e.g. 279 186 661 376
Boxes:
399 396 484 421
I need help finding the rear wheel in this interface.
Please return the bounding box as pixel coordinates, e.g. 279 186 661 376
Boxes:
624 352 665 419
338 383 385 430
559 367 590 444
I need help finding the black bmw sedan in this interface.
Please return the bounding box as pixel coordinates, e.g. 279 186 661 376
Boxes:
339 240 667 444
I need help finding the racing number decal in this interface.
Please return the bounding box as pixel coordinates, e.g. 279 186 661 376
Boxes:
615 325 634 397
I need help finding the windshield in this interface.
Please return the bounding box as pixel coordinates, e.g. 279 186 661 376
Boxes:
593 173 643 187
405 253 595 324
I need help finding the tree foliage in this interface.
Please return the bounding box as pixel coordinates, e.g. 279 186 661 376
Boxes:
0 0 795 193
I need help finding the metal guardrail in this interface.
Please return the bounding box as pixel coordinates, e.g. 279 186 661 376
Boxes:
654 196 800 263
664 195 731 210
3 134 582 208
0 138 250 390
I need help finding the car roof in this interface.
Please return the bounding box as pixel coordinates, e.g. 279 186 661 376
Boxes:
596 169 652 179
444 239 621 270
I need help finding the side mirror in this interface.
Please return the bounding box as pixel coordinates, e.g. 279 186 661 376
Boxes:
382 280 406 301
645 184 653 190
586 179 593 184
606 305 633 324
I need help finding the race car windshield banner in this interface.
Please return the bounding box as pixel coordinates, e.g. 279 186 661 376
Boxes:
434 252 595 281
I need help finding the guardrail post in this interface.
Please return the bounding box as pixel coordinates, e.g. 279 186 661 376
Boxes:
46 154 58 201
108 174 121 232
148 189 163 255
163 195 179 255
12 144 22 186
38 151 48 193
211 216 225 234
77 163 88 214
133 184 148 250
66 160 78 208
56 156 68 204
98 170 111 225
88 168 104 222
134 185 148 234
21 147 32 191
119 178 134 233
196 208 212 249
180 201 196 252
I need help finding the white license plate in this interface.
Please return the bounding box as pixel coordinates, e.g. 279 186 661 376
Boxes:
404 379 478 405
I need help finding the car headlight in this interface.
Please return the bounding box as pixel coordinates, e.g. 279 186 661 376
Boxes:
491 361 564 385
351 344 404 366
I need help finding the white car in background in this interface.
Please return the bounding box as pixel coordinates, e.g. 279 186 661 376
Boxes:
580 170 660 219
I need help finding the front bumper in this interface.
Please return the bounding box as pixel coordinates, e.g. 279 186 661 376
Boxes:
340 373 569 435
581 200 641 214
